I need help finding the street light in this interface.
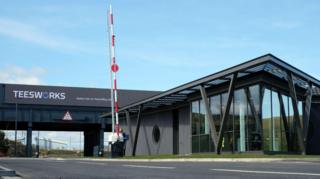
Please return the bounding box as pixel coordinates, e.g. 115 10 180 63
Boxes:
15 103 18 157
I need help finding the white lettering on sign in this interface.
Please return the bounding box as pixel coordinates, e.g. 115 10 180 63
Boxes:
62 111 72 121
12 90 66 100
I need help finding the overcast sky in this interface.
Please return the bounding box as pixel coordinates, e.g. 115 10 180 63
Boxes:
1 0 320 148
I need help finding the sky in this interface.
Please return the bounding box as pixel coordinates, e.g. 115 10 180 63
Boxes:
1 0 320 149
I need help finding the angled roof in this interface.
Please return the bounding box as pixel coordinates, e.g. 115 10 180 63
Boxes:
102 54 320 116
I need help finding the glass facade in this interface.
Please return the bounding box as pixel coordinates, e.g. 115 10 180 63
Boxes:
192 100 214 153
191 84 304 153
191 84 262 153
262 90 287 151
280 94 303 151
261 88 303 152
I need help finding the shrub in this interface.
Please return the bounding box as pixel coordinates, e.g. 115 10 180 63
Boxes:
0 131 10 156
0 131 9 150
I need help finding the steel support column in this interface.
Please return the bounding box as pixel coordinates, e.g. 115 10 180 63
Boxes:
132 105 143 156
125 110 134 150
26 121 32 157
277 91 291 151
99 118 105 156
245 87 262 134
217 73 238 154
199 85 218 148
287 72 305 154
303 83 313 147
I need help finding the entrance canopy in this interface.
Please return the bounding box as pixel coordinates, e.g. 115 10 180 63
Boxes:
102 54 320 115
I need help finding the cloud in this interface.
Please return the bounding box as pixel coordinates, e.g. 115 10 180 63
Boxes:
0 17 95 54
0 65 46 85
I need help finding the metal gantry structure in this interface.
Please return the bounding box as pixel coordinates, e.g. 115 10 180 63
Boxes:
101 54 320 156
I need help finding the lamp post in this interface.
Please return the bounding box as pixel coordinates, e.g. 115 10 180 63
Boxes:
36 131 40 158
14 103 18 157
79 131 82 157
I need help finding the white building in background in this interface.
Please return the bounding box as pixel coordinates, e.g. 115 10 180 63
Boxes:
35 137 67 150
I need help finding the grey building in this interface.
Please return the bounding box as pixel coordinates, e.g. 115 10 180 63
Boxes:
102 54 320 156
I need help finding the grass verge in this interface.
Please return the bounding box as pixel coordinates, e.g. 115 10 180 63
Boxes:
121 153 320 160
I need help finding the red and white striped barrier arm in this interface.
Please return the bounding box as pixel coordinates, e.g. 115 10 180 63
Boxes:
108 4 120 138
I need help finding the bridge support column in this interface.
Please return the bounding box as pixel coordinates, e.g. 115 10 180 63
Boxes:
99 119 105 157
26 122 32 157
84 129 100 157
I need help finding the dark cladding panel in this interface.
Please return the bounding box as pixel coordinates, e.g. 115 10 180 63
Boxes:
306 103 320 154
3 109 15 121
118 90 160 107
4 84 111 107
0 84 4 103
3 84 160 108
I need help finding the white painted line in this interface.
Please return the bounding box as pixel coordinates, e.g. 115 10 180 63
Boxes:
44 160 65 163
277 161 320 165
211 169 320 176
0 165 14 171
0 165 16 177
77 161 106 166
123 164 175 170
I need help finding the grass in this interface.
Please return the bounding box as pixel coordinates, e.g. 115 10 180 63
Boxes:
38 150 320 160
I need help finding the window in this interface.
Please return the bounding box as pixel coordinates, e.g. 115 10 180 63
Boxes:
281 94 303 152
152 125 160 143
272 91 281 151
200 100 209 135
262 89 288 152
262 89 272 151
247 85 262 151
210 95 221 134
192 101 200 135
249 85 260 114
234 89 247 152
191 85 262 153
192 101 200 153
192 99 212 153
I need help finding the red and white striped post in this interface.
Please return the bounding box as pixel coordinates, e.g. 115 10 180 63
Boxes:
108 4 120 138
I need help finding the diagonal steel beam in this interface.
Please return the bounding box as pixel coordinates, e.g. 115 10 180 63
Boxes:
132 105 143 156
277 91 292 151
245 87 262 134
287 72 305 154
304 83 313 146
125 110 134 151
199 85 218 148
260 86 265 109
217 72 238 154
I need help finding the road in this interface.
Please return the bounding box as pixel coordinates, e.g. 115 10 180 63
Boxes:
1 158 320 179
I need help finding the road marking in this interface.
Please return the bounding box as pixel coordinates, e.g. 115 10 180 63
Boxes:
211 169 320 176
277 161 320 165
123 164 175 170
44 160 65 163
77 161 106 166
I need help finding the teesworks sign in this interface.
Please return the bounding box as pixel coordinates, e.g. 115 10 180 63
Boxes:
4 84 110 107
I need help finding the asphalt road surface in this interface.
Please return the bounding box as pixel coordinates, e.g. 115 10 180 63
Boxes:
1 158 320 179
